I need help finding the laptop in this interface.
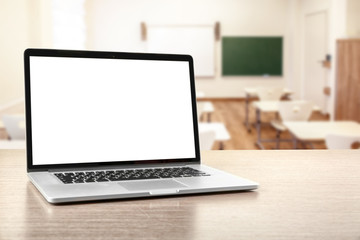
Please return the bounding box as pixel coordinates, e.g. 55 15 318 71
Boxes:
24 48 258 203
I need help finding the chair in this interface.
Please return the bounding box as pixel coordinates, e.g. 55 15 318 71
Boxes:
2 115 25 140
325 134 360 149
270 101 313 149
199 130 216 150
256 87 284 101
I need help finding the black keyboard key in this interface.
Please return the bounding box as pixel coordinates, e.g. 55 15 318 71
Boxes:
96 178 109 182
60 177 74 184
85 178 96 183
54 167 210 184
160 175 173 178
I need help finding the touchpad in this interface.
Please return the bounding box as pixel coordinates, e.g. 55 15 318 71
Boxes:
119 179 187 191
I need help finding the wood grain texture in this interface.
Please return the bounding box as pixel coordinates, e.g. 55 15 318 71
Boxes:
1 149 360 240
335 39 360 121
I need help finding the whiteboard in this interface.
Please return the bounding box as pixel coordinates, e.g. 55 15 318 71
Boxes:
147 25 215 77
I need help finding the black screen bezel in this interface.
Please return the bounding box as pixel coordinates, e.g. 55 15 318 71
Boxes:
24 48 200 172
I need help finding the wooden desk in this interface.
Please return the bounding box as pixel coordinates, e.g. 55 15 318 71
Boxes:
1 150 360 240
283 121 360 148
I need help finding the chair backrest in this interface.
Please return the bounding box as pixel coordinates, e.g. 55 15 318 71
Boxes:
2 115 25 140
325 134 360 149
278 101 313 121
199 130 216 150
257 87 284 101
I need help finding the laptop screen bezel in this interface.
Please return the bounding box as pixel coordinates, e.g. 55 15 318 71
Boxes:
24 48 201 172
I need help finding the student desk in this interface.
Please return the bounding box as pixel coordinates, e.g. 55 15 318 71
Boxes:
252 101 285 149
1 149 360 240
0 140 26 149
0 118 26 129
243 88 292 132
283 121 360 148
0 118 26 149
197 101 215 122
198 123 230 150
196 91 214 122
252 101 320 149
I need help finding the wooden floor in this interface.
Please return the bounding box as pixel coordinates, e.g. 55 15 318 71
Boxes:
200 99 329 150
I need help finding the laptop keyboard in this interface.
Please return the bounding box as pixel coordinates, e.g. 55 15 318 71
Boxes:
54 167 210 184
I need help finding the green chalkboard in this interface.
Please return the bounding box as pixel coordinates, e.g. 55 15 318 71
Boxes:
222 37 283 76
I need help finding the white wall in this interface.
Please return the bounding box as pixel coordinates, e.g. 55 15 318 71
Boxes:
85 0 293 98
298 0 332 114
0 0 52 113
297 0 347 117
0 0 29 107
347 0 360 37
0 0 354 118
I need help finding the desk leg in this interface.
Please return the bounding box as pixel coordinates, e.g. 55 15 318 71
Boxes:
255 108 265 149
244 93 251 132
207 113 211 123
292 135 298 149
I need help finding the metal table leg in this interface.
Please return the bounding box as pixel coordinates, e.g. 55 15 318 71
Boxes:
255 108 265 149
207 113 211 123
244 93 251 132
292 135 298 149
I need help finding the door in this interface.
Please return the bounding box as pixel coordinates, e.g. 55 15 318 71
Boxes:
304 11 328 113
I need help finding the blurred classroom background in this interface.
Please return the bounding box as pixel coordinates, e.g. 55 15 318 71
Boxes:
1 0 360 150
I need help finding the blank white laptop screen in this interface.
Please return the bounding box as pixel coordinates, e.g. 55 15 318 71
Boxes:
29 56 196 165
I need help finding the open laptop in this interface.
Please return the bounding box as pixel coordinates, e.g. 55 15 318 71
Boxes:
24 48 258 203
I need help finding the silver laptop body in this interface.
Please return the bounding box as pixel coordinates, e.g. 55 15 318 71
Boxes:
24 49 258 203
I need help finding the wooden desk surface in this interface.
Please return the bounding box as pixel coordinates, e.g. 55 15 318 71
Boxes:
1 150 360 240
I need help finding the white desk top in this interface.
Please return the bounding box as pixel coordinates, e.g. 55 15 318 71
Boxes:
244 87 293 97
252 100 320 113
197 101 214 112
0 140 26 149
196 91 205 98
283 121 360 141
0 120 25 129
252 100 282 112
198 122 230 141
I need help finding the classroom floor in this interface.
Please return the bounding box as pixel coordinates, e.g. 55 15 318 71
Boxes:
200 99 329 150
